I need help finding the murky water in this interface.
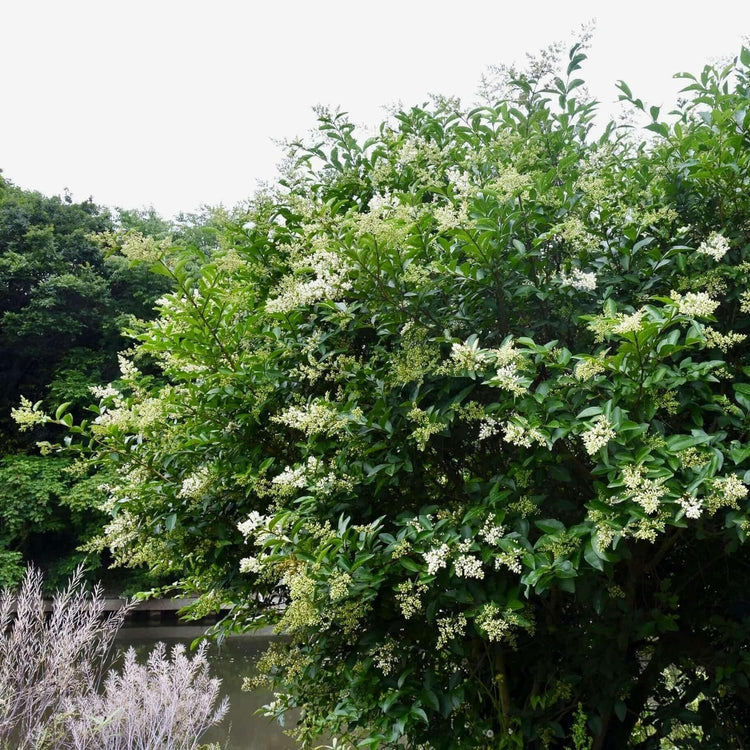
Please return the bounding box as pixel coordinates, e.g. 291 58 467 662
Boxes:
115 625 296 750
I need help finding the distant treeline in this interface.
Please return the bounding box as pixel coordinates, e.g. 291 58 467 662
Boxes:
0 173 222 589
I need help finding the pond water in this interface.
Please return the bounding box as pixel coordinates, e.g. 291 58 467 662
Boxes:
115 625 296 750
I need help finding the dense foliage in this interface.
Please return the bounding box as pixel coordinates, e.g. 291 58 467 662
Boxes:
0 176 222 586
28 45 750 747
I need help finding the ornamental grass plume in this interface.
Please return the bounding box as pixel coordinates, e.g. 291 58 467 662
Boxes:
0 568 228 750
63 641 229 750
0 566 131 750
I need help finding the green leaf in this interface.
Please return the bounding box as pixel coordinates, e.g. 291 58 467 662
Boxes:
380 691 400 713
584 540 604 571
614 700 627 722
577 406 603 419
421 689 440 712
734 384 750 412
55 402 71 420
535 519 565 534
399 558 421 573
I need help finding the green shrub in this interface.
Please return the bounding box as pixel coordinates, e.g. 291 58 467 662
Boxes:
32 43 750 747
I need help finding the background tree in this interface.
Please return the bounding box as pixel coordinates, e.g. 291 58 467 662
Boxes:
0 176 225 586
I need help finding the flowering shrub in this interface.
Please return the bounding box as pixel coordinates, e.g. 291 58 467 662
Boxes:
28 43 750 747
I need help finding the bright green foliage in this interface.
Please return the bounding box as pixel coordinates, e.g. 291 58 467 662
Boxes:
0 455 113 588
40 45 750 747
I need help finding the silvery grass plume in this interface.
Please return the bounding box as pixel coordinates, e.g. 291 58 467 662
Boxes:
63 641 229 750
0 566 132 750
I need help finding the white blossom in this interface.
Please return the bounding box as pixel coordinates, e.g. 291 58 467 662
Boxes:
237 511 268 538
480 515 506 546
670 290 720 318
697 232 730 261
449 339 487 372
424 543 449 575
177 466 211 499
89 384 119 400
239 556 262 574
679 495 703 519
612 309 645 335
560 268 597 292
454 554 484 579
478 417 500 441
502 418 546 449
266 247 352 313
582 416 615 455
271 464 309 489
493 362 526 396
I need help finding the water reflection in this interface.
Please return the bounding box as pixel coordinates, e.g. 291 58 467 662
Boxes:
115 625 296 750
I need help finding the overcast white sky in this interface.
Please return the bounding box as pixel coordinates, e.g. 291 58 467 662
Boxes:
1 1 749 218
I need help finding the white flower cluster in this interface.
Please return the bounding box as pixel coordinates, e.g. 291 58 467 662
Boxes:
478 417 500 441
395 580 427 619
670 290 720 318
177 466 212 499
626 473 666 515
449 339 488 372
237 511 268 538
266 247 352 314
272 400 345 437
612 309 645 335
373 640 398 676
494 547 523 574
239 556 262 574
492 339 521 367
424 543 449 575
582 416 616 455
271 456 351 498
454 554 484 579
445 166 471 198
89 384 120 400
271 463 309 490
697 232 730 261
479 515 505 546
433 203 469 232
679 495 703 519
703 326 747 352
574 358 605 381
713 474 748 505
368 190 399 215
560 268 597 292
488 167 532 200
436 614 467 649
11 396 49 432
475 603 520 643
120 232 165 263
493 362 526 396
328 570 353 601
398 136 421 165
118 354 139 380
502 418 546 449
